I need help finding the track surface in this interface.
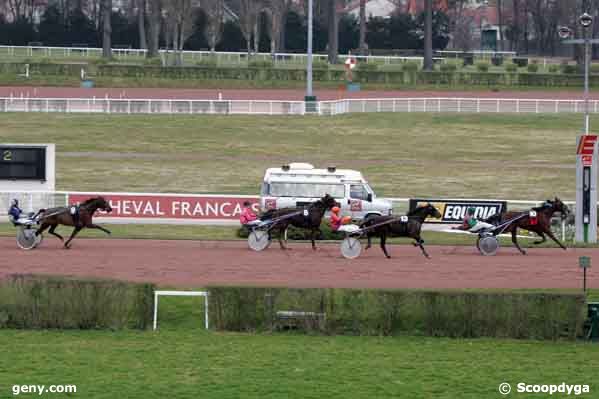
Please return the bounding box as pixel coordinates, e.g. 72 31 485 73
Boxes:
1 238 596 290
1 87 597 101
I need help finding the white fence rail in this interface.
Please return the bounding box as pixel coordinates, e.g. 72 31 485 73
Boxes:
0 45 435 65
1 97 598 116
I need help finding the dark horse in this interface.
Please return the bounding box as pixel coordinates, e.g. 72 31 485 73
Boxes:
35 196 113 249
485 197 569 255
360 203 442 258
260 194 339 250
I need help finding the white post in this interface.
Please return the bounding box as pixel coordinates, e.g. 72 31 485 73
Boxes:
204 294 209 329
562 219 566 242
584 36 590 134
153 291 158 330
306 0 314 98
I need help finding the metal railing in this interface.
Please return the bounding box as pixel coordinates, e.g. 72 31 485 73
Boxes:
0 45 435 66
1 97 598 116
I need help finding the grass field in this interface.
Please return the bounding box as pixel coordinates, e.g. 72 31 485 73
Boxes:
1 113 593 200
0 297 598 399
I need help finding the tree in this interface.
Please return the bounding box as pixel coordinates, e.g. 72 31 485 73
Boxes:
424 0 433 70
265 0 291 53
163 0 194 65
137 0 147 49
201 0 224 52
359 0 366 54
327 0 339 63
239 0 261 54
102 0 112 58
147 0 161 57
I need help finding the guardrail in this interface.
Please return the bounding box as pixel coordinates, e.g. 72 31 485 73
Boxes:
1 97 598 116
0 45 436 66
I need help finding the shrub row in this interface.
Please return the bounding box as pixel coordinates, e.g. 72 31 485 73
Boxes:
208 286 586 340
4 62 599 88
0 274 154 330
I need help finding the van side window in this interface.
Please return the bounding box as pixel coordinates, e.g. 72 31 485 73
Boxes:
350 184 368 200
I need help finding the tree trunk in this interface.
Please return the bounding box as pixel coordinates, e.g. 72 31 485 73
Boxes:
359 0 366 54
279 12 287 52
102 0 112 59
254 17 260 53
512 0 519 52
497 0 504 51
138 0 147 49
327 0 338 64
423 0 433 71
148 0 161 58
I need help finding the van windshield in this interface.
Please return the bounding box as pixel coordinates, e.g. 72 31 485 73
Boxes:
268 182 345 198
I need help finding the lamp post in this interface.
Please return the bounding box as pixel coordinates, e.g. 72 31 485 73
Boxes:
561 13 599 244
305 0 317 110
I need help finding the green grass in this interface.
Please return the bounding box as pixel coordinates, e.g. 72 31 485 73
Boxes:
0 113 592 199
1 295 598 399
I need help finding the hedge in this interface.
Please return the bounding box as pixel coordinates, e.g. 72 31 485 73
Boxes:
208 286 586 340
4 62 599 88
0 274 154 330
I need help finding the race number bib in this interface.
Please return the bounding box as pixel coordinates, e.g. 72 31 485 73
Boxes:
400 216 409 223
529 210 538 225
303 209 309 217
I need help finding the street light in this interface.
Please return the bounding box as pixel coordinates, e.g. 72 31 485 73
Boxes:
561 13 595 135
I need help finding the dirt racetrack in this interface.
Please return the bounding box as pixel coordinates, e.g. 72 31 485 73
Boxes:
1 238 596 290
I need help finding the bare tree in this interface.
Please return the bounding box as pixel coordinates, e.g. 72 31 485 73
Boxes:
424 0 433 70
265 0 290 54
137 0 147 49
202 0 224 52
239 0 261 54
359 0 366 54
147 0 161 58
497 0 504 51
164 0 194 65
102 0 112 58
327 0 339 63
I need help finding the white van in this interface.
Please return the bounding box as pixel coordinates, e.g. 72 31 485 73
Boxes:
260 163 393 219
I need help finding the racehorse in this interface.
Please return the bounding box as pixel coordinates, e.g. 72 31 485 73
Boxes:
260 194 339 250
35 196 113 249
360 203 441 258
485 197 569 255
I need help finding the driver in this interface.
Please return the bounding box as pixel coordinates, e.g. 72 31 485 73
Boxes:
454 207 495 233
8 199 24 225
330 206 351 231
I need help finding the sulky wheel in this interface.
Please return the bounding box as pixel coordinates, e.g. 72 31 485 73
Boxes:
340 236 362 259
248 230 271 251
16 226 40 250
477 235 499 256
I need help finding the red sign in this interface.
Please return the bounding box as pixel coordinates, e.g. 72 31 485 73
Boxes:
582 155 593 167
350 199 362 212
68 193 259 220
577 135 598 155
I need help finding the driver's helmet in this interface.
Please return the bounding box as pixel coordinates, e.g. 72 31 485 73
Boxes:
331 206 341 214
10 198 18 207
467 207 476 215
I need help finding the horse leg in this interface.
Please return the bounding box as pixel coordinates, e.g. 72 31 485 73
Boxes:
511 229 526 255
88 224 111 235
365 233 372 250
416 236 429 258
35 222 50 237
64 226 83 249
311 228 319 250
533 232 546 245
380 234 391 259
48 224 64 241
545 230 567 250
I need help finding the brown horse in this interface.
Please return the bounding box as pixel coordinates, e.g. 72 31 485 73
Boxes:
360 203 442 258
260 194 339 250
35 196 113 249
485 197 569 255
